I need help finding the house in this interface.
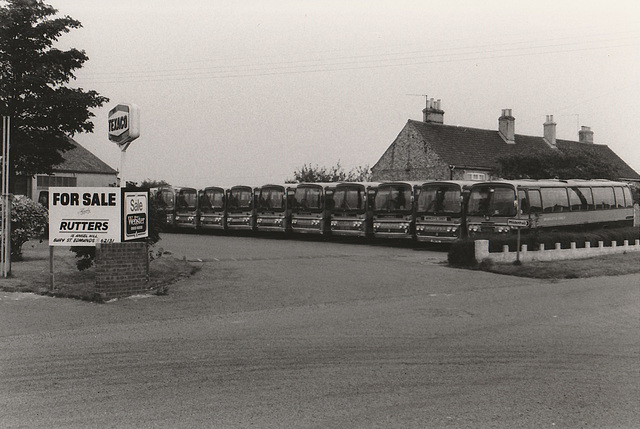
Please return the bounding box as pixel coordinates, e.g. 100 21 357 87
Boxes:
12 136 118 204
371 99 640 183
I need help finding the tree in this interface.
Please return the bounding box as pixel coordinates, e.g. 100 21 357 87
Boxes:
494 150 619 180
288 162 372 183
0 0 108 183
139 178 170 189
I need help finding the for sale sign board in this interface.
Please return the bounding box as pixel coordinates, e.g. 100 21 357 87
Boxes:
48 187 149 246
49 187 122 246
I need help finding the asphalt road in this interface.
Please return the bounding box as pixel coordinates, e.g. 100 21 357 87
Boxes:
1 233 638 428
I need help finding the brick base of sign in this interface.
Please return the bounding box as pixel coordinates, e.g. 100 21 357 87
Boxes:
95 242 149 300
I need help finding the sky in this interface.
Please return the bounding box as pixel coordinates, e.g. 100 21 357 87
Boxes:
41 0 640 188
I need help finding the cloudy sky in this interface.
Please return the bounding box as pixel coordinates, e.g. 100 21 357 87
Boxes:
46 0 639 188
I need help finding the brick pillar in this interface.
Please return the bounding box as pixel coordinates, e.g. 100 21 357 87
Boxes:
95 242 149 300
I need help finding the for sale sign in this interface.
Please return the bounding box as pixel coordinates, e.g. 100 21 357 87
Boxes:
49 187 122 246
123 190 149 241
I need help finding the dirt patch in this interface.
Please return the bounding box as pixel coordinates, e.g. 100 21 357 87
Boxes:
0 241 198 301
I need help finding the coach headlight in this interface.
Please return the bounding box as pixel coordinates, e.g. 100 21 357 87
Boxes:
352 221 363 228
331 221 338 227
468 225 480 233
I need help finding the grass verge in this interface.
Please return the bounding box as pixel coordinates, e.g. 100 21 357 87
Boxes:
0 240 199 301
479 252 640 279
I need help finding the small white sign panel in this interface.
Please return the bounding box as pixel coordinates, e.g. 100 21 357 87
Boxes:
123 191 149 240
49 187 121 246
507 218 530 228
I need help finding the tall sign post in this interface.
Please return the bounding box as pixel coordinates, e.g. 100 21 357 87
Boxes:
108 103 140 187
508 189 529 265
1 116 11 278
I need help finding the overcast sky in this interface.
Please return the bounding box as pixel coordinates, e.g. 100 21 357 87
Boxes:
45 0 640 188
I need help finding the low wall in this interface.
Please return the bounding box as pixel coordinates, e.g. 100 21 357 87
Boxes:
95 242 149 300
475 239 640 264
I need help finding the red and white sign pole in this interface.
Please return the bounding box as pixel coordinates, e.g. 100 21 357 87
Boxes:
108 103 140 187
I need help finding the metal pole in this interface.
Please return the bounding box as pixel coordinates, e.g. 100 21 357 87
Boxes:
49 246 55 291
120 149 127 188
4 116 10 276
1 116 9 277
515 185 521 265
1 117 6 277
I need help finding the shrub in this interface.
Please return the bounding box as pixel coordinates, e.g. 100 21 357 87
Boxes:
8 195 49 260
447 237 478 267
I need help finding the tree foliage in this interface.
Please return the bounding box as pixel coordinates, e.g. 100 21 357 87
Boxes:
10 195 48 260
0 0 108 178
494 150 620 180
288 162 372 183
139 178 170 189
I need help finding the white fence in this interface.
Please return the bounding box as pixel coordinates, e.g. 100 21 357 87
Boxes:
475 239 640 264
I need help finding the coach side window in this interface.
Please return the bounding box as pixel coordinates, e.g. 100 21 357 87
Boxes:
622 187 634 207
541 188 569 213
613 187 626 208
568 187 589 211
592 187 615 209
527 190 542 214
577 187 594 210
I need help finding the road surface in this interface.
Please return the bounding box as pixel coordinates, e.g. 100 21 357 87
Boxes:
1 233 638 428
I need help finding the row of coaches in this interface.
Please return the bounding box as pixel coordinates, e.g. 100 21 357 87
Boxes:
151 179 636 243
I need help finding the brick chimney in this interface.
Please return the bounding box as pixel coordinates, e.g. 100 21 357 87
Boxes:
423 98 444 124
498 109 515 144
543 114 557 146
579 126 594 144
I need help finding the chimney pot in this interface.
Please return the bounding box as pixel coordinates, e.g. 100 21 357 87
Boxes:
579 126 594 144
498 109 515 144
423 97 444 124
544 114 557 146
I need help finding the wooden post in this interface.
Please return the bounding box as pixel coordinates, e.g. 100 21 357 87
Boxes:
49 246 55 291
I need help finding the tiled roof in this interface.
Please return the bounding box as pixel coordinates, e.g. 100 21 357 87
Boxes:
407 120 639 179
53 137 117 175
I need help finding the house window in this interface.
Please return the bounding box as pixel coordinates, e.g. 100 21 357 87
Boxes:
36 175 77 188
465 172 487 181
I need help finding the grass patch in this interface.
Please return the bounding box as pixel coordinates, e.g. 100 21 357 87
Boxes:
0 240 198 301
482 252 640 279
